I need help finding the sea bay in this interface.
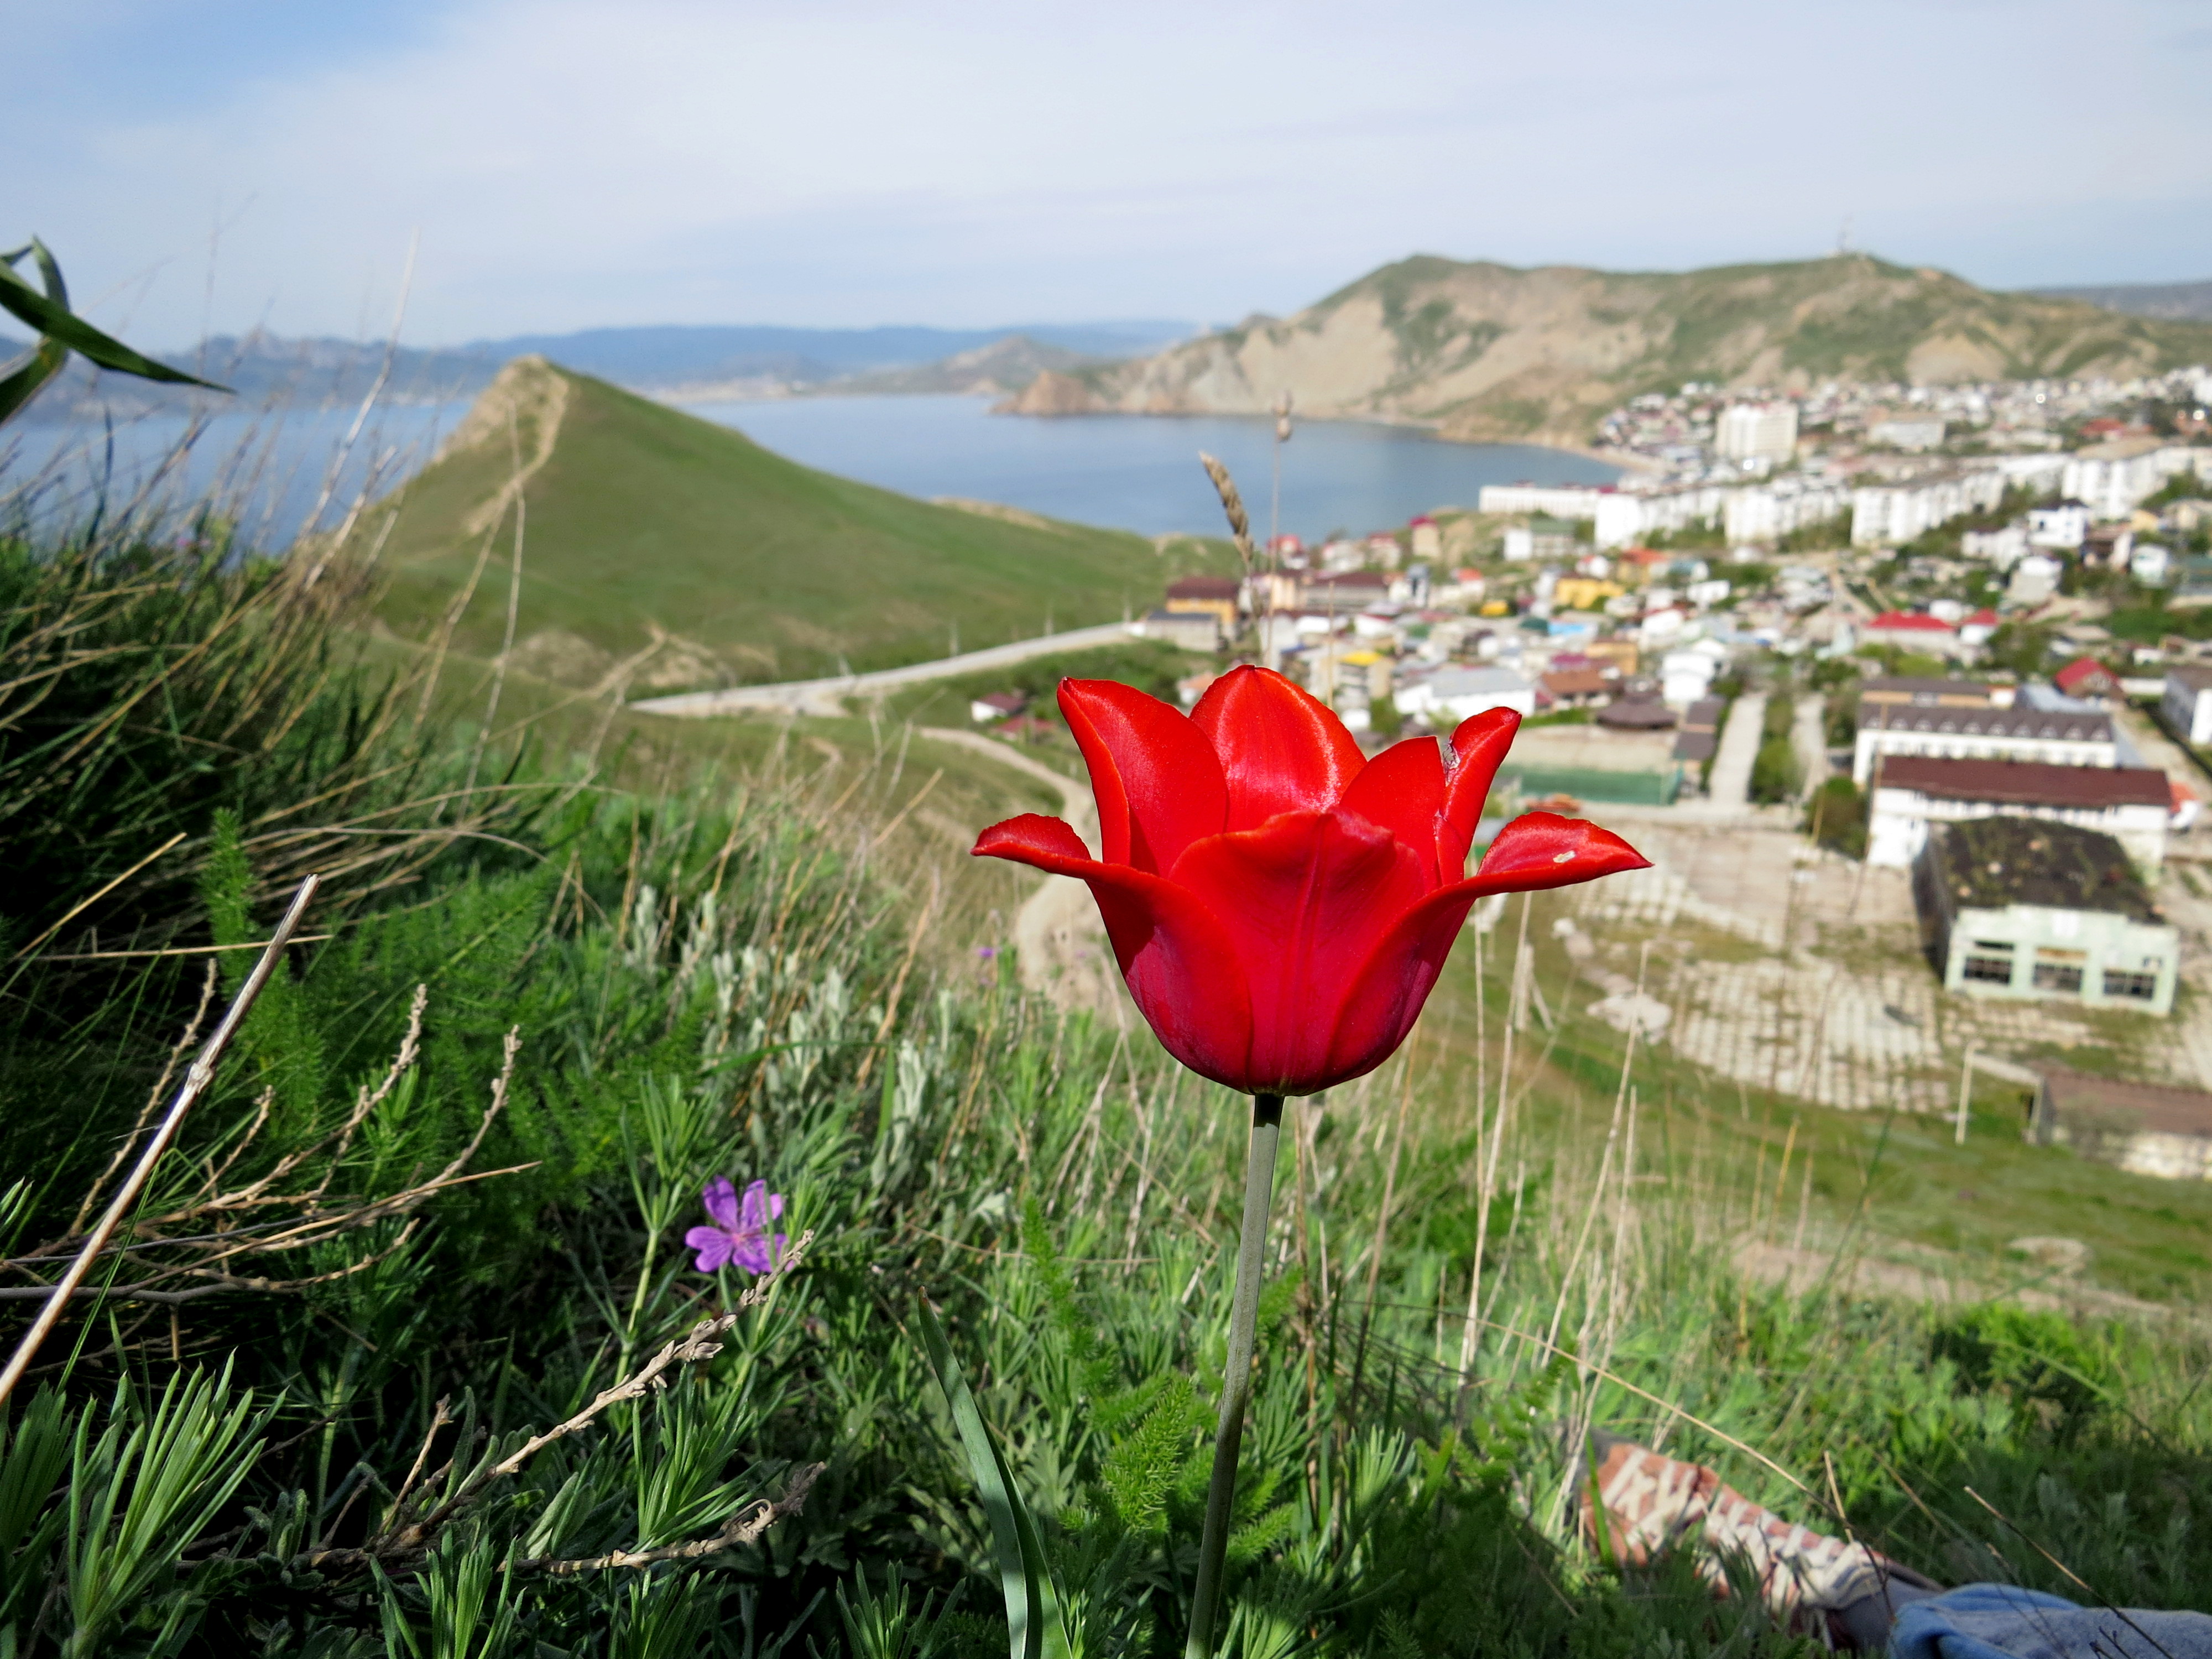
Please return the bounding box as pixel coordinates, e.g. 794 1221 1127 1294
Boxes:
1 388 1619 551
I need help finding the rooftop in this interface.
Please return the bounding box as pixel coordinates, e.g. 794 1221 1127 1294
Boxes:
1932 818 2161 924
1597 696 1678 731
1860 676 1996 705
2168 663 2212 691
1866 611 1957 633
1879 756 2170 810
2039 1067 2212 1141
1540 669 1609 697
1166 576 1240 599
1865 704 2111 743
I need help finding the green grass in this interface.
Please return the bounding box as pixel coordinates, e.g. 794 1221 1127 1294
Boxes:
362 358 1236 691
8 524 2212 1657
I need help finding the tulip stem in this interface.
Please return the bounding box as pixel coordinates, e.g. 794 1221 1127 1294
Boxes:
1187 1090 1284 1659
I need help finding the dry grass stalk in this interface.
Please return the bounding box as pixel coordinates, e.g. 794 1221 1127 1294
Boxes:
3 1002 526 1313
1198 452 1259 575
0 874 319 1407
512 1460 825 1575
306 1228 817 1576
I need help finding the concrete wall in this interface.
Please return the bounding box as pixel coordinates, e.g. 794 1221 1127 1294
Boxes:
1867 791 2168 869
1928 896 2178 1016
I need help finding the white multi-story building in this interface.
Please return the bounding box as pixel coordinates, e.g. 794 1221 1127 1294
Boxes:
1850 468 2011 546
1854 701 2116 783
1721 478 1850 543
1867 755 2173 869
2062 445 2212 521
2162 665 2212 744
1476 484 1609 518
2027 504 2089 550
1715 402 1799 464
1962 524 2030 566
1871 414 1947 451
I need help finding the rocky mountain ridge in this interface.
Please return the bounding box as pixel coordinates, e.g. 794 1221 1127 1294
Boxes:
1000 253 2212 446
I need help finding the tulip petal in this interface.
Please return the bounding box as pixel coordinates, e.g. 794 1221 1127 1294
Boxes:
1314 813 1650 1089
1190 665 1366 830
1437 708 1522 878
1465 811 1651 894
1334 737 1448 887
1168 810 1428 1094
1058 678 1228 873
975 813 1257 1089
974 812 1093 866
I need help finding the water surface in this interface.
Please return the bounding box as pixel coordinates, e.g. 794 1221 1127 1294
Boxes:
2 390 1618 551
686 394 1619 542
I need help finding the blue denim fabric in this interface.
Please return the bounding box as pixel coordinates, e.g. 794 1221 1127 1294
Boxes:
1892 1584 2212 1659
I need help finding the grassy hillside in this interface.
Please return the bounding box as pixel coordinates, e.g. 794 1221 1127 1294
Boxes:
359 357 1232 690
1016 252 2212 446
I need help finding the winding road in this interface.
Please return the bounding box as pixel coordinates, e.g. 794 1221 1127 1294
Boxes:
631 622 1139 719
914 728 1126 1018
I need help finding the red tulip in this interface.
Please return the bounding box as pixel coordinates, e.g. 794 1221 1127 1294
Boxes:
973 666 1650 1096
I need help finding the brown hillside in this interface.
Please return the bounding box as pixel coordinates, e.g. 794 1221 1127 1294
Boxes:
1018 254 2212 446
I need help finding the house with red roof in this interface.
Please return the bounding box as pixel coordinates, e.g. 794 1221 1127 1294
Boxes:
1958 607 2001 648
2053 657 2121 704
1862 609 1968 658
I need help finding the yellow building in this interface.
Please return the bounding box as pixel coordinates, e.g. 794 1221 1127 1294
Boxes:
1553 576 1625 611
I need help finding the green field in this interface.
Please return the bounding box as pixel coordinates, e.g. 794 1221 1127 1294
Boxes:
361 357 1235 691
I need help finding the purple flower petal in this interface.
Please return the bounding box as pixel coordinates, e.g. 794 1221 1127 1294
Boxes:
728 1235 774 1275
701 1176 740 1229
739 1179 774 1232
768 1192 785 1221
686 1226 735 1273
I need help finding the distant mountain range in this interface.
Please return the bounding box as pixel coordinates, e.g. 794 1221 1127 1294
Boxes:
2031 279 2212 321
0 318 1197 423
1003 254 2212 446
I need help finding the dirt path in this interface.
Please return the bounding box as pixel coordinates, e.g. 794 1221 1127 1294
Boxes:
915 728 1128 1019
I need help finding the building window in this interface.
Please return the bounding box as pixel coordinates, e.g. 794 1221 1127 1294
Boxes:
2101 969 2159 1000
2032 951 2085 994
1962 954 2014 984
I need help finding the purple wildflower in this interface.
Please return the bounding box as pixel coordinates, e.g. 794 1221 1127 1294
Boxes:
685 1177 787 1275
975 945 997 960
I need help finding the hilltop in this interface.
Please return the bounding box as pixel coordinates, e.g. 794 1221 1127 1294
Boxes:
357 357 1230 690
821 333 1104 397
1004 253 2212 446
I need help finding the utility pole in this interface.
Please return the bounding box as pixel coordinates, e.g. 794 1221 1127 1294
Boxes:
1956 1042 1977 1145
1270 391 1293 560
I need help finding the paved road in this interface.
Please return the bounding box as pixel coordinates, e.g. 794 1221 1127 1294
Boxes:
1791 696 1829 802
630 622 1139 719
1707 693 1765 811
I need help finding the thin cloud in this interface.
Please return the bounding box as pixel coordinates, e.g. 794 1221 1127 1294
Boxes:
12 0 2208 344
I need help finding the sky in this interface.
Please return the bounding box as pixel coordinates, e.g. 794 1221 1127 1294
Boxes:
13 0 2212 348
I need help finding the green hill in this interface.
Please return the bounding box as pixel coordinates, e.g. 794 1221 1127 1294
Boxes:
359 357 1230 690
1007 252 2212 446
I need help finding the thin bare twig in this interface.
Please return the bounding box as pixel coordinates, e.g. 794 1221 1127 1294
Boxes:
508 1462 824 1575
0 874 320 1409
304 1228 816 1573
70 961 219 1234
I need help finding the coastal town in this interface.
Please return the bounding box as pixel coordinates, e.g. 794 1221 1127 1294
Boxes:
966 373 2212 1180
